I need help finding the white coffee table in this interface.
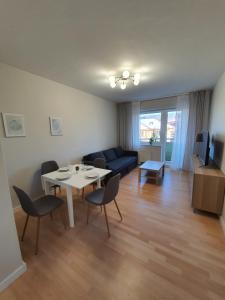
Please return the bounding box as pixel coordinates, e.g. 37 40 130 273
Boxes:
139 160 165 184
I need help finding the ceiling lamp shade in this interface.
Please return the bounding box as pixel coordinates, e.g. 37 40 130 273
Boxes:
108 71 141 90
109 76 116 88
120 81 126 90
122 70 130 79
133 73 140 86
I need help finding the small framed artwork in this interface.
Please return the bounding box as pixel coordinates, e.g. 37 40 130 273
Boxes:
2 113 26 137
49 116 63 136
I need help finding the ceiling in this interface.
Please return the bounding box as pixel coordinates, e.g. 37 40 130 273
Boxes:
0 0 225 102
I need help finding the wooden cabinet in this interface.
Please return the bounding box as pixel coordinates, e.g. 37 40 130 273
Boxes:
192 156 225 215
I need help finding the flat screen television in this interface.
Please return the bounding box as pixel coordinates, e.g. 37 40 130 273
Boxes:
210 137 224 168
198 130 210 166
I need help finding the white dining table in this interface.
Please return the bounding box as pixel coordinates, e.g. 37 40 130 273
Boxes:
41 165 111 228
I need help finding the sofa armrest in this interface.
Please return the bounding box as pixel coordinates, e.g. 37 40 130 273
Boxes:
123 150 138 157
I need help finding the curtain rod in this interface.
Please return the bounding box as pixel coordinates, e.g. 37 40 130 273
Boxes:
143 92 188 102
140 87 213 102
118 87 213 104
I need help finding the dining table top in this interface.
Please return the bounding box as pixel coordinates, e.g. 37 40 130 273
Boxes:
42 164 111 190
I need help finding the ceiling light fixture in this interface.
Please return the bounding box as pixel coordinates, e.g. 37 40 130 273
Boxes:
108 71 141 89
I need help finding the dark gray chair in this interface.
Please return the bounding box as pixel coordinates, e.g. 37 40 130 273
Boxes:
92 157 107 190
85 173 122 237
93 158 106 169
82 158 107 198
13 186 66 255
41 160 61 195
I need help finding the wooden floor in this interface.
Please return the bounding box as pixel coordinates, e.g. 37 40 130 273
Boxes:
1 168 225 300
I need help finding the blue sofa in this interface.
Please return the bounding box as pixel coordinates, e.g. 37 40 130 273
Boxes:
82 146 138 177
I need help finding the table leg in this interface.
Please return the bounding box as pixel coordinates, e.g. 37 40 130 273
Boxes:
43 178 52 195
97 177 101 188
66 186 75 228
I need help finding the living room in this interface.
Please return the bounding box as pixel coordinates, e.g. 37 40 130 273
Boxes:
1 1 225 299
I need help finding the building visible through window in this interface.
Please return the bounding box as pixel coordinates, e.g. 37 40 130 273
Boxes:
139 112 161 143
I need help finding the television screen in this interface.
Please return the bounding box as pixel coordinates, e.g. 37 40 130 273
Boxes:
198 130 210 166
210 137 224 168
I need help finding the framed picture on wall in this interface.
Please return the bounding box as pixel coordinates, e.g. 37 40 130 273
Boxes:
49 116 63 136
2 113 26 137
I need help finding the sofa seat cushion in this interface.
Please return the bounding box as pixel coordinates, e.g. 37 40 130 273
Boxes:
103 149 117 162
114 146 124 158
107 156 137 172
87 151 105 161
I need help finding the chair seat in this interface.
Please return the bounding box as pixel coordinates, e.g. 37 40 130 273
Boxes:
34 195 64 216
85 188 104 205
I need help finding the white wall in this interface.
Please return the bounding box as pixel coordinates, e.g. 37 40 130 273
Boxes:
0 141 26 291
0 63 117 206
209 70 225 228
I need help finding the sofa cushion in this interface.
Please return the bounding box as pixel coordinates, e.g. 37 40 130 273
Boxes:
103 149 117 162
107 156 137 172
114 146 124 158
88 151 105 161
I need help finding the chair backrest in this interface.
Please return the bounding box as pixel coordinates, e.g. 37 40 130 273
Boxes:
102 173 120 204
13 186 38 216
94 158 106 169
41 160 59 175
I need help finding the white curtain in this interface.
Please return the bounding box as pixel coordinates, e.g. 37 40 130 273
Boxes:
183 90 212 170
171 95 189 170
131 101 140 150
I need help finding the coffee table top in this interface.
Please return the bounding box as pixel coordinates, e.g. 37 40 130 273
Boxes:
139 160 164 171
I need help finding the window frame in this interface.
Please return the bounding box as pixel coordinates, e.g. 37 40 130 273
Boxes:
139 111 162 146
139 109 176 153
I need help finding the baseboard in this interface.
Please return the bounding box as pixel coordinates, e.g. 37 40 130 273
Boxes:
0 262 27 292
220 216 225 235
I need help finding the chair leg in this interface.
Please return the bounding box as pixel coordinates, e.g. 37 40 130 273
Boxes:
82 188 84 199
35 217 41 255
59 186 62 193
86 203 90 224
54 187 57 196
103 205 110 238
114 199 123 221
21 214 29 241
50 212 53 220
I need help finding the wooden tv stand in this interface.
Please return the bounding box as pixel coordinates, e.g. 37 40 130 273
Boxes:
191 156 225 215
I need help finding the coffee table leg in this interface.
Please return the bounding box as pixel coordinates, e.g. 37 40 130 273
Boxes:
156 172 159 184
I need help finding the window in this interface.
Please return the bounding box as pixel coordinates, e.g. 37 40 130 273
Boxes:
139 110 177 162
139 112 161 143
